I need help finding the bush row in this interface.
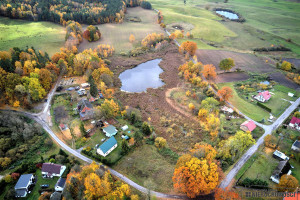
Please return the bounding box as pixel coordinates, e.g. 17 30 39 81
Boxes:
237 178 269 189
257 102 272 112
253 46 290 52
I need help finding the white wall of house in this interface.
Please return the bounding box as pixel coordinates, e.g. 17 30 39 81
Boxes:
55 186 64 192
42 166 66 178
97 144 117 157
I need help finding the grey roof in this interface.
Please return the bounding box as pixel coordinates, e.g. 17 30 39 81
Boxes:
50 192 62 200
272 160 291 176
99 136 117 154
55 177 66 188
293 140 300 148
15 174 33 189
15 189 27 197
103 125 117 136
79 99 93 110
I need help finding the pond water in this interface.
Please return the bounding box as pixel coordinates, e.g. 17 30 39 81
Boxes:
216 10 239 20
119 59 165 92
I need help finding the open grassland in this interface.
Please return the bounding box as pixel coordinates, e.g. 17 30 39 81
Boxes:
150 0 300 55
113 144 175 193
218 82 269 121
79 7 165 53
0 17 65 56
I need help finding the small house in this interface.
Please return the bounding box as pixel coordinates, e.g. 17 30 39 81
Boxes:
77 99 94 121
291 140 300 152
288 92 294 97
15 174 34 197
270 160 292 184
221 106 234 114
240 120 256 132
42 163 66 178
59 124 67 131
81 83 90 88
89 96 95 102
289 117 300 131
273 150 289 161
55 177 66 192
254 91 271 102
97 136 118 157
103 125 118 137
121 125 129 131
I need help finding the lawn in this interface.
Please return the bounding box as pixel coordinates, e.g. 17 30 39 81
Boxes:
264 89 291 117
218 82 269 122
27 169 59 200
78 7 165 53
0 17 65 56
113 144 175 193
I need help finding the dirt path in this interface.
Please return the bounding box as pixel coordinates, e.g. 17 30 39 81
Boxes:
165 88 199 123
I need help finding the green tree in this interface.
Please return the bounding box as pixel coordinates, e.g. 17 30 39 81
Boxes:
219 58 235 72
134 131 143 147
141 122 151 136
88 75 98 97
80 121 87 137
121 140 130 155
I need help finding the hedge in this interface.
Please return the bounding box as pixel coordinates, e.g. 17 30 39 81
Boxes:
141 1 152 9
257 102 272 112
237 178 269 189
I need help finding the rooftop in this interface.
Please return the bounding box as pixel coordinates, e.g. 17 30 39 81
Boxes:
99 136 117 154
15 174 33 189
42 163 63 175
103 125 117 136
292 140 300 148
241 120 256 132
290 117 300 125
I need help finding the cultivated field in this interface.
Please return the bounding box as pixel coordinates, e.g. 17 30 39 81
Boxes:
0 17 65 56
78 7 165 53
150 0 300 55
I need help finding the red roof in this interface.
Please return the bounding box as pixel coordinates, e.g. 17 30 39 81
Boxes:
81 106 91 113
259 91 271 101
290 116 300 125
241 120 256 132
59 124 65 129
89 97 95 102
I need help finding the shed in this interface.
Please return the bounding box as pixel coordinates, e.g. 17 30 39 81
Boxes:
121 125 129 131
103 125 118 137
291 140 300 152
273 150 289 161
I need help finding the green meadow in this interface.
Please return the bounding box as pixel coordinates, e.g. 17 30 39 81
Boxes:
0 17 65 56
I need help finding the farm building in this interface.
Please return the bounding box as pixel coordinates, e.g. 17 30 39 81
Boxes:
273 150 289 161
291 140 300 152
15 174 35 197
270 160 292 184
103 125 118 137
254 91 271 102
97 136 118 157
289 117 300 131
240 120 256 132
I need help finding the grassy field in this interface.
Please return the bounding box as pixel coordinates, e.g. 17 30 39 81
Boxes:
0 17 65 56
78 7 165 53
149 0 300 55
218 82 269 121
113 144 175 193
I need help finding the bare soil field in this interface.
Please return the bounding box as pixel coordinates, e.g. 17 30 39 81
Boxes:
270 72 300 91
196 49 275 73
112 44 204 153
215 72 249 83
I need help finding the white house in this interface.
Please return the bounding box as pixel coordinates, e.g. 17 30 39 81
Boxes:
97 136 118 157
273 150 289 161
15 174 34 197
254 91 271 102
81 83 90 88
55 177 66 192
42 163 66 178
291 140 300 152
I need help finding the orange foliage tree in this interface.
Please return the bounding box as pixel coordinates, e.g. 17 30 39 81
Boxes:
202 64 217 79
179 41 197 56
214 188 241 200
217 86 233 101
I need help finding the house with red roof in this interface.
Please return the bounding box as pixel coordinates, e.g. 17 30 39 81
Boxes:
77 99 94 120
254 91 271 102
289 116 300 131
240 120 256 132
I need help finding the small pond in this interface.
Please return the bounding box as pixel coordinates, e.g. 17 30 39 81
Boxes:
216 10 239 20
119 59 165 92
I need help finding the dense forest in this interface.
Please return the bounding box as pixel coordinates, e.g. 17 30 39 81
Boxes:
0 47 59 108
0 0 127 25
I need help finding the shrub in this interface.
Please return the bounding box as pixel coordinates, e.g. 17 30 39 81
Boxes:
238 178 269 189
257 102 272 112
141 1 152 9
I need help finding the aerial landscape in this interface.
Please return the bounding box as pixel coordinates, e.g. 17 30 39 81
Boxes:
0 0 299 199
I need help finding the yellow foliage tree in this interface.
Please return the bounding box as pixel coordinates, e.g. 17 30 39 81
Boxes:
129 34 135 43
188 103 195 110
155 137 167 149
84 172 111 199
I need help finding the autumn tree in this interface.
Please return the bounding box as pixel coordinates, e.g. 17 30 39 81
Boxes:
218 86 233 101
277 175 299 192
39 192 51 200
218 131 255 161
179 41 197 56
100 99 120 118
83 25 101 42
281 61 292 71
219 58 235 72
202 64 217 79
264 134 277 148
129 34 135 43
188 103 195 110
214 188 241 200
198 108 208 121
190 143 217 162
173 157 219 198
38 68 52 91
203 114 220 138
155 137 167 149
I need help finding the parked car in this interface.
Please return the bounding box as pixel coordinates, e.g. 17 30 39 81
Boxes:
56 86 63 92
40 184 49 188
